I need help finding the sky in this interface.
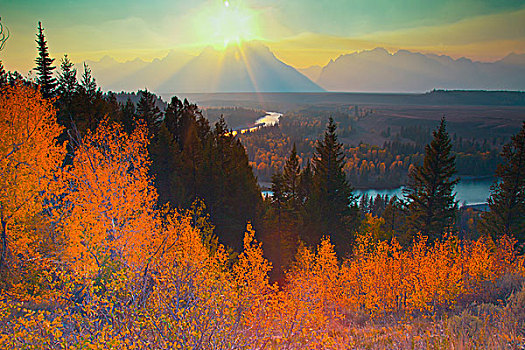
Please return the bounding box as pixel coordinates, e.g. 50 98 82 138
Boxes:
1 0 525 73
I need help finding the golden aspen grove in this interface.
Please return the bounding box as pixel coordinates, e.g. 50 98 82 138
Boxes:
1 83 525 349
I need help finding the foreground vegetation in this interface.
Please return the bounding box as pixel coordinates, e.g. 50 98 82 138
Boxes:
0 84 524 349
1 22 525 349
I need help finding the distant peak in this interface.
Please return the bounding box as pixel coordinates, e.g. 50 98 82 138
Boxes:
370 47 389 54
98 55 117 63
499 52 525 65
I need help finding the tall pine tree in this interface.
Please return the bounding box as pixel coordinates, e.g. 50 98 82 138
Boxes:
34 22 56 98
120 98 137 134
480 122 525 242
282 143 301 209
263 146 303 279
136 89 162 135
403 117 458 241
57 55 78 108
309 117 358 256
80 63 97 98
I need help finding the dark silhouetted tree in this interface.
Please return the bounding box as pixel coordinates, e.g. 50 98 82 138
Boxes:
80 63 97 98
298 159 313 206
57 55 78 109
282 143 301 209
309 117 358 256
480 122 525 243
120 98 137 134
403 117 458 241
149 98 261 252
136 89 162 135
0 61 7 88
34 22 56 98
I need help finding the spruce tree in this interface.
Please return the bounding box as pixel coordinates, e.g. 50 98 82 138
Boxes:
0 61 7 88
282 143 301 209
310 117 358 256
136 89 162 135
34 22 57 98
164 96 184 144
480 122 525 242
403 117 458 241
270 172 286 219
7 71 24 85
57 55 78 106
264 147 303 278
120 98 137 134
80 63 97 98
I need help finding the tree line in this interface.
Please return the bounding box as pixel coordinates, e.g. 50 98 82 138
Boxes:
240 115 503 188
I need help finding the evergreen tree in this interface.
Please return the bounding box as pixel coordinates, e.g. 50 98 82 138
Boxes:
80 63 97 98
0 61 7 88
298 159 313 205
270 172 286 220
480 122 525 242
136 89 162 135
7 71 24 85
149 97 261 252
34 22 56 98
120 98 137 134
282 143 301 209
150 123 184 206
310 117 358 256
403 117 458 241
164 96 184 144
57 55 78 107
263 147 304 279
69 63 105 133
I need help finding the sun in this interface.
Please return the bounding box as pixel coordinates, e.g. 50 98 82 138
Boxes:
198 0 260 48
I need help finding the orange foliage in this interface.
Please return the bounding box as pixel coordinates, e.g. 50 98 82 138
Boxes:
60 120 158 274
0 84 65 280
339 215 523 317
0 93 523 347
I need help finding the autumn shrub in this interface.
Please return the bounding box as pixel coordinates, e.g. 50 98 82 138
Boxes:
1 86 525 348
336 214 524 320
0 83 66 294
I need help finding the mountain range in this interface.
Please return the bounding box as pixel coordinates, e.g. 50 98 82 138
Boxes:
309 48 525 92
84 43 525 93
85 42 323 93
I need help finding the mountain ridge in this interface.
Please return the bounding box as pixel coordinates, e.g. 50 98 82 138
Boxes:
84 42 323 93
314 48 525 92
83 44 525 93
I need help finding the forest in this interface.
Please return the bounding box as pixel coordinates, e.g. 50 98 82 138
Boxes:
240 111 504 189
0 21 525 349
